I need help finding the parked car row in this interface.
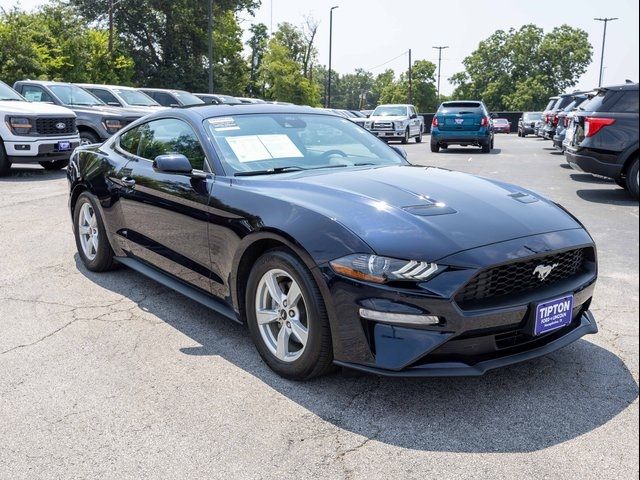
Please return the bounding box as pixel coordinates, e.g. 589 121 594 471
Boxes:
0 78 279 175
521 82 639 199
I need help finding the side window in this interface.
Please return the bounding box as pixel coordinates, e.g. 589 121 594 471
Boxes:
21 85 54 103
137 118 206 170
611 91 639 113
119 125 142 155
90 88 120 106
410 106 417 117
153 93 173 106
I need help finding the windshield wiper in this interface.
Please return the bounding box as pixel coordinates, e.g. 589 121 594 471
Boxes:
234 163 361 177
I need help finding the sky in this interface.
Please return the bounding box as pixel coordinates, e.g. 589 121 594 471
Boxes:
8 0 640 95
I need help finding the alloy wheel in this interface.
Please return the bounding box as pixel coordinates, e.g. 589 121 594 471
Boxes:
78 202 99 261
255 268 309 362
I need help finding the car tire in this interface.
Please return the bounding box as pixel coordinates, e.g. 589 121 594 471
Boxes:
441 144 448 150
626 157 639 200
73 192 116 272
415 129 423 143
0 141 11 177
79 131 100 146
401 128 409 144
39 159 69 171
430 142 440 153
482 141 491 153
245 249 333 380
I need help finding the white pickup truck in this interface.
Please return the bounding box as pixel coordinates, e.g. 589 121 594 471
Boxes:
367 104 425 143
0 80 80 176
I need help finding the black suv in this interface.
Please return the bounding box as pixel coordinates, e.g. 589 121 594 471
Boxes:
565 83 639 199
543 92 587 140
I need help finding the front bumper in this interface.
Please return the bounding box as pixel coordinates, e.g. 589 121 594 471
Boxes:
372 130 405 139
324 229 597 377
5 136 80 163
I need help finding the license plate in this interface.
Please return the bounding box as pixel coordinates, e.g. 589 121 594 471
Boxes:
454 118 464 125
534 295 574 335
57 141 71 151
565 125 575 143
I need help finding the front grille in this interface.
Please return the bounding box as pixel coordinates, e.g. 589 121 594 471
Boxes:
455 248 591 306
372 121 393 130
34 117 77 135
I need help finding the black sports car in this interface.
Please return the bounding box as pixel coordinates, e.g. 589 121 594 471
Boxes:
67 105 598 380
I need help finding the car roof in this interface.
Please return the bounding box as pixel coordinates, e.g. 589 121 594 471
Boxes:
599 82 639 91
76 83 138 91
138 87 189 94
15 80 69 86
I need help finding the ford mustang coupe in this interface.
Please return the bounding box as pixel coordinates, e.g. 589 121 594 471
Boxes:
67 105 598 380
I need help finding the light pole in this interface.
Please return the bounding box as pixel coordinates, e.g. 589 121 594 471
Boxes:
594 17 618 87
208 0 214 93
432 46 449 105
408 48 412 104
327 5 338 108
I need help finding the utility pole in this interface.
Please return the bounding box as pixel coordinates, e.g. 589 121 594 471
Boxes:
327 6 338 108
208 0 214 93
108 0 113 54
432 46 448 104
408 49 412 104
270 0 274 35
594 17 618 87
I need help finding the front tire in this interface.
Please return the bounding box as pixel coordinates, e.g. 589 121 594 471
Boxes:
401 128 410 144
415 128 423 143
39 159 69 170
626 157 639 200
0 141 11 177
245 249 333 380
73 192 116 272
79 131 100 146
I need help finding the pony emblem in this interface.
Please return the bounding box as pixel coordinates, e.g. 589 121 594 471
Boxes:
533 263 558 281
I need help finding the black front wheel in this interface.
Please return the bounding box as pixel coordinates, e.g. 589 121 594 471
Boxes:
401 128 410 144
626 157 639 200
245 249 333 380
40 159 69 170
0 142 11 177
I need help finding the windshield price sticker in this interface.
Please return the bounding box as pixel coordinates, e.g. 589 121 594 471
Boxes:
208 117 240 131
226 134 303 162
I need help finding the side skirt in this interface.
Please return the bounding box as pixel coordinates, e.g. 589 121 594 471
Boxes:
115 256 241 324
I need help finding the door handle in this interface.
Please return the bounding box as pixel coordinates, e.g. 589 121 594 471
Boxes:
122 177 136 188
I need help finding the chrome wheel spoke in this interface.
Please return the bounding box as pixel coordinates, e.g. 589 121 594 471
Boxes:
256 308 279 325
289 318 308 346
78 225 90 235
286 282 302 309
275 325 291 360
265 272 285 307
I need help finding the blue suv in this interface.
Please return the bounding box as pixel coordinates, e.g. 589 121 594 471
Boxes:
430 101 494 153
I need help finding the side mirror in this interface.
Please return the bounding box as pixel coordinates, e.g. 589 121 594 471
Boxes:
410 113 418 119
169 103 181 108
153 154 192 174
391 146 407 160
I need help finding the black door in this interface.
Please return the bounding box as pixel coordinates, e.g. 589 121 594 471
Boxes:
118 118 215 292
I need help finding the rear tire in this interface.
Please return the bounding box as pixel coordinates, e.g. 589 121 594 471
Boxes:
626 157 639 200
0 141 11 177
245 249 333 380
430 142 440 153
39 159 69 171
482 141 491 153
73 192 116 272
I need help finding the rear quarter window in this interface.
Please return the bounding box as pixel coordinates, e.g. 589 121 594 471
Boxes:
611 90 639 113
579 90 619 113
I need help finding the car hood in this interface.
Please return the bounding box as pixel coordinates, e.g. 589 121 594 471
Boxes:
0 100 76 116
67 104 143 118
240 165 582 261
121 105 167 114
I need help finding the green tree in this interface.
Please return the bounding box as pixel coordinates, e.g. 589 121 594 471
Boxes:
259 38 320 105
0 4 133 85
450 24 592 111
246 23 268 96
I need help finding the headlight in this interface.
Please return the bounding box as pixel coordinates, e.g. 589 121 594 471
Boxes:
330 254 440 284
6 116 33 135
364 121 372 129
394 121 407 130
102 118 123 133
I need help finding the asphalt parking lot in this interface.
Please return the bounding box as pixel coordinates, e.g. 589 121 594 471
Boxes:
0 134 638 479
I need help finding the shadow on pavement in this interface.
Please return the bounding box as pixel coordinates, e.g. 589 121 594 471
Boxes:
0 166 67 183
76 255 639 454
559 163 574 169
576 188 637 206
438 147 503 155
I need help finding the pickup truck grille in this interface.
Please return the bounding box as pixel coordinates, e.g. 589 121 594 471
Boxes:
455 248 593 308
372 121 393 130
34 117 77 135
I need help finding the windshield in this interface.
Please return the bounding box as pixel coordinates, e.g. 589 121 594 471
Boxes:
523 112 542 120
0 82 24 101
115 88 159 106
49 84 103 106
372 106 407 117
174 91 205 106
205 113 406 176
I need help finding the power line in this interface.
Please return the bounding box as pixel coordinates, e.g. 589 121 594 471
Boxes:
366 50 409 72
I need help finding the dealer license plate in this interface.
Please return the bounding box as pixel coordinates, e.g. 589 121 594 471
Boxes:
534 295 574 336
57 141 71 151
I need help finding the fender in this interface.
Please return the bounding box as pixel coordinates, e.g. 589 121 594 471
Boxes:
620 141 639 173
